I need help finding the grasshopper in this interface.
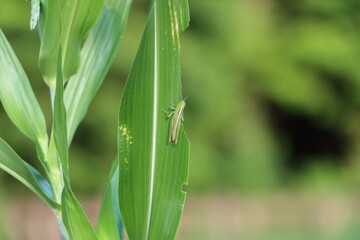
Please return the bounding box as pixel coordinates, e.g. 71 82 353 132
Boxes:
162 97 187 144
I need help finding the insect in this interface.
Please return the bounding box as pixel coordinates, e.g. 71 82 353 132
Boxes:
162 97 187 144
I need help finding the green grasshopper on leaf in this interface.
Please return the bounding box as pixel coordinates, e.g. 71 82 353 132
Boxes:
162 97 187 144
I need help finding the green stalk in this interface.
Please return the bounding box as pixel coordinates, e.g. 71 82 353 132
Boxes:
45 131 67 238
45 137 64 202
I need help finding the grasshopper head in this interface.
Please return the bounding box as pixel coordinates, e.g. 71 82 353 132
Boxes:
179 96 187 108
179 96 188 107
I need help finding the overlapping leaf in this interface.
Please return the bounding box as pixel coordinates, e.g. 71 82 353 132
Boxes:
118 0 190 239
53 49 69 179
60 0 104 79
65 0 132 143
39 0 104 84
48 45 96 239
62 184 98 240
0 138 59 208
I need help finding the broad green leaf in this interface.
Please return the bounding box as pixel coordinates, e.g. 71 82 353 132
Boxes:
118 1 190 239
65 0 132 143
53 48 69 179
30 0 40 29
0 138 59 209
62 184 98 240
0 29 48 149
97 158 124 240
39 0 104 83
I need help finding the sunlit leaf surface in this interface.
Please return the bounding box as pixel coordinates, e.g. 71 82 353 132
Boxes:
118 0 190 239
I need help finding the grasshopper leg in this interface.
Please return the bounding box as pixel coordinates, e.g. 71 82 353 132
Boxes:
162 109 174 118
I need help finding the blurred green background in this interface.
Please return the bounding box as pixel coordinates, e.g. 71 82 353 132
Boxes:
1 0 360 239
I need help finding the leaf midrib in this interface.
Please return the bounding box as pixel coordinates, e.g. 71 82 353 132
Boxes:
146 2 158 239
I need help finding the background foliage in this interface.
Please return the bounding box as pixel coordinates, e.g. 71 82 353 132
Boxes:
1 0 360 238
1 0 360 194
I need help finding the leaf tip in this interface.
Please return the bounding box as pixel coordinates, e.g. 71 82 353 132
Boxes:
30 0 40 30
179 0 190 32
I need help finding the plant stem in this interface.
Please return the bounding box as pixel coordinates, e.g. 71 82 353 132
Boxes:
46 136 64 202
46 135 67 239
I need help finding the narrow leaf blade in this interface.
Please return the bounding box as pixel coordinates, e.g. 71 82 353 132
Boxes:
62 185 98 240
0 138 59 209
96 158 124 240
53 48 69 179
65 0 132 143
0 29 48 145
118 0 190 239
